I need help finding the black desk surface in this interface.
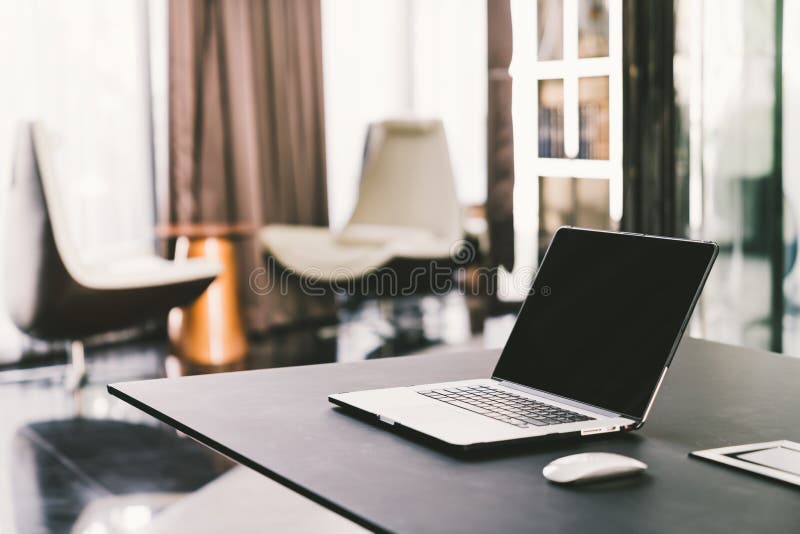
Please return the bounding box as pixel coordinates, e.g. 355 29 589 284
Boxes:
109 338 800 533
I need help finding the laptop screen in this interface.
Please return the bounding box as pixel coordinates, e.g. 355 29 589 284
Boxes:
493 228 717 419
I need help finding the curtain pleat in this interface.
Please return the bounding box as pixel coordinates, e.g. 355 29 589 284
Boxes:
487 0 516 272
169 0 332 331
621 0 677 236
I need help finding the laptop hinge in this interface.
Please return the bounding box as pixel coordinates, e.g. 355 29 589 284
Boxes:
640 367 668 423
492 378 622 419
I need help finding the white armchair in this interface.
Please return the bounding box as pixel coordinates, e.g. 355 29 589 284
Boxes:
5 123 221 389
259 119 464 282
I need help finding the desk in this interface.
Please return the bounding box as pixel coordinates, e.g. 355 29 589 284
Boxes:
109 338 800 533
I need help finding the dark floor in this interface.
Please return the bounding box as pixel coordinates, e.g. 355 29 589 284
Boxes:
0 294 516 534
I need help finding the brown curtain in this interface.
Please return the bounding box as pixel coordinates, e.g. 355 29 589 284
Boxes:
487 0 515 271
168 0 332 331
620 0 677 236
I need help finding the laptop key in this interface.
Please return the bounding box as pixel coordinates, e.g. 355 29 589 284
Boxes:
520 418 546 426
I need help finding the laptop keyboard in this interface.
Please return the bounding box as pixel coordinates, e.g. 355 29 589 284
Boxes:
418 385 594 428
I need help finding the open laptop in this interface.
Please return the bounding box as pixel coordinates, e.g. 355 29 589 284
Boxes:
329 227 718 451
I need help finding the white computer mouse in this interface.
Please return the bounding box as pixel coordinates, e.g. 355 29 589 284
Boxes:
542 452 647 484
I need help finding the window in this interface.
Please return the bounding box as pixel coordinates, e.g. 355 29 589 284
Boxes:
30 0 158 255
675 0 784 351
0 0 161 357
504 0 622 299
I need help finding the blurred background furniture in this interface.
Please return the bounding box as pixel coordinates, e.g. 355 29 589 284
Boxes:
4 123 220 390
259 119 464 284
157 223 255 368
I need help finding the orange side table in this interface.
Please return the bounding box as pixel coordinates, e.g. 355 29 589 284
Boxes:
156 223 255 367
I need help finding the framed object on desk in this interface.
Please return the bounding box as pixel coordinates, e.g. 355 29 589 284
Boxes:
691 440 800 487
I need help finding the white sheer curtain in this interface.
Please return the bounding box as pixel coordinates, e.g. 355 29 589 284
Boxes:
0 0 161 359
321 0 487 230
0 1 36 360
30 0 157 255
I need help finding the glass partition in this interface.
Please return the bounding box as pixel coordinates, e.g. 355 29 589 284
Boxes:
675 0 783 351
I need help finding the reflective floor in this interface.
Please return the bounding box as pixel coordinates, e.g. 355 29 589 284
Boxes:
0 294 515 534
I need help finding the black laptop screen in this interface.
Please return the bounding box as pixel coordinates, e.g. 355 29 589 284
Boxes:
493 228 717 419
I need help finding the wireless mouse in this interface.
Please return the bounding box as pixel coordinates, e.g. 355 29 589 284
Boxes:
542 452 647 484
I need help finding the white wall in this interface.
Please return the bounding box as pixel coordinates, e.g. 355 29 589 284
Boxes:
321 0 487 230
411 0 488 216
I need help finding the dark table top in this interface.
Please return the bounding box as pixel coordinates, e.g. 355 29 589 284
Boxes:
109 338 800 533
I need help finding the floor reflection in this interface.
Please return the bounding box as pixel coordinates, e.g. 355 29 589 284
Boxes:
13 419 230 533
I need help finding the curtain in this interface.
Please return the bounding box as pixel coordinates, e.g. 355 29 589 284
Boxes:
169 0 332 331
621 0 678 236
486 0 515 272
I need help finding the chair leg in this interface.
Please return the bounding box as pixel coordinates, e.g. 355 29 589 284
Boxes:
65 340 87 392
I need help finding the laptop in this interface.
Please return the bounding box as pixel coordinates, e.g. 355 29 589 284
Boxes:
329 227 718 451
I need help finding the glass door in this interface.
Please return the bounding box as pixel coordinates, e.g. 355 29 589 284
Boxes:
675 0 784 351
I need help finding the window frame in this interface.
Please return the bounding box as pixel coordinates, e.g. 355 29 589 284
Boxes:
500 0 622 300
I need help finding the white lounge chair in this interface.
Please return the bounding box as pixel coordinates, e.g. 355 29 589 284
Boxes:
259 119 464 284
4 123 221 389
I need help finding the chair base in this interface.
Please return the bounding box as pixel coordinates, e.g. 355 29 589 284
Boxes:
64 340 88 393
